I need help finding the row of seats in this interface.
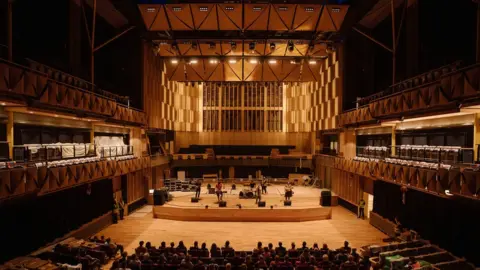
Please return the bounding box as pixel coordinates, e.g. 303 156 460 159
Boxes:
178 145 296 156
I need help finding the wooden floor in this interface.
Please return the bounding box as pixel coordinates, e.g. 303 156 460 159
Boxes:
98 205 387 254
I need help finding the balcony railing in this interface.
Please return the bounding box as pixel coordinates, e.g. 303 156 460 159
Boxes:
356 145 474 165
98 146 134 158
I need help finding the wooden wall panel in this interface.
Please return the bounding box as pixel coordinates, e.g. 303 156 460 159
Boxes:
331 168 363 206
127 170 147 204
285 49 343 132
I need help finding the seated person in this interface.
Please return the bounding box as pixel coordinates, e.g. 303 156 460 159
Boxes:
208 259 219 270
269 255 281 269
253 242 263 254
320 243 331 255
262 247 271 258
193 260 205 270
318 254 335 270
311 243 320 251
299 241 309 252
295 256 309 268
158 241 167 252
340 255 357 269
277 256 293 269
135 241 147 255
222 241 234 257
340 241 352 254
145 242 155 252
335 251 349 264
200 242 210 257
405 256 421 270
275 242 287 257
255 255 268 269
190 241 200 252
210 243 221 257
168 242 177 255
267 243 275 254
180 255 194 270
177 240 188 254
142 253 153 265
300 248 310 260
308 256 316 267
351 248 360 262
244 255 254 270
288 243 298 257
127 254 141 270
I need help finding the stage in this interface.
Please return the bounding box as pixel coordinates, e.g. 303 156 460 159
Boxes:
153 185 337 222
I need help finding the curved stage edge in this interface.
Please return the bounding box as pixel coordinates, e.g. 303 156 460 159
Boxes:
153 205 332 222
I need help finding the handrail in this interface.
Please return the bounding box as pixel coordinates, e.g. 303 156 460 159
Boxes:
356 61 468 106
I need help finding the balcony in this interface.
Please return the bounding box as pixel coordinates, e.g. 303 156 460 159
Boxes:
0 58 146 126
338 63 480 127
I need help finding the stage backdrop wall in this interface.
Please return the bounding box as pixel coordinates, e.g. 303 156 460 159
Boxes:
373 180 480 266
0 179 113 264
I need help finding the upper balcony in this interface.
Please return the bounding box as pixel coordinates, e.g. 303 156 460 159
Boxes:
338 62 480 127
0 58 146 126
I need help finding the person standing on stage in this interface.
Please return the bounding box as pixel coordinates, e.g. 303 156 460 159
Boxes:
195 180 202 199
215 181 223 202
358 198 365 219
255 183 262 204
261 178 268 194
284 182 293 201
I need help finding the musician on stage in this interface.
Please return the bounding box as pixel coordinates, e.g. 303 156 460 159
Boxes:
261 178 268 194
195 180 202 199
255 184 262 204
284 182 293 201
249 180 256 189
215 181 224 202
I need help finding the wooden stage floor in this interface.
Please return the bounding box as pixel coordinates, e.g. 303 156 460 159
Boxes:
98 195 387 255
153 185 333 222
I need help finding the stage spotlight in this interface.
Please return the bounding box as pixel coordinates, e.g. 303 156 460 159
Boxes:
249 42 256 52
231 41 237 51
171 59 178 64
249 59 258 64
190 59 198 64
287 41 295 52
191 42 198 50
171 42 179 53
270 42 276 51
268 59 277 64
228 59 237 64
209 59 218 64
309 60 317 65
208 42 216 50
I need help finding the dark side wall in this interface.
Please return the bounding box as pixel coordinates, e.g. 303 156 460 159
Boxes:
373 180 480 266
0 179 113 264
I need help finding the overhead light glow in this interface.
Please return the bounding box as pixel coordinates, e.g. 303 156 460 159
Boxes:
0 102 5 106
309 60 316 65
268 59 277 64
332 8 340 13
209 59 218 64
290 60 297 64
199 7 208 12
278 7 288 11
172 7 182 12
171 59 179 64
190 59 198 64
305 7 314 12
225 6 234 11
54 115 59 117
146 8 156 12
249 59 258 64
228 59 237 64
253 7 262 11
29 111 33 114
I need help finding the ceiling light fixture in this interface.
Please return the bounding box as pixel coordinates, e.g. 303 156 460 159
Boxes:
199 7 208 12
231 41 237 51
270 42 276 51
249 59 258 64
209 59 218 64
171 59 179 64
208 42 216 50
190 59 198 64
308 43 315 52
146 7 156 12
253 7 262 11
268 59 277 64
228 59 237 64
249 42 256 52
225 6 234 11
305 7 314 12
309 60 316 65
171 42 179 51
287 41 295 52
191 42 198 50
332 8 340 13
0 102 5 106
278 6 288 11
172 7 182 12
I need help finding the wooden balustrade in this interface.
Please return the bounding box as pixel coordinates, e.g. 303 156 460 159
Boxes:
337 64 480 127
0 156 150 201
316 155 480 199
0 60 145 125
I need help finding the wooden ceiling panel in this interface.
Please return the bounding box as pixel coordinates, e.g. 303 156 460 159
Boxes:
269 4 296 31
307 43 328 57
244 4 270 31
243 41 265 56
185 63 204 81
198 43 222 56
224 61 242 81
167 62 186 81
292 5 322 31
263 62 280 81
191 4 218 30
244 61 262 81
285 43 308 57
165 5 194 30
205 62 224 81
327 5 349 31
138 5 163 30
317 6 336 32
283 62 301 82
301 62 316 82
158 44 178 56
217 4 243 30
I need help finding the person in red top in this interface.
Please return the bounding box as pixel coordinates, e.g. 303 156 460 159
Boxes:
215 181 223 202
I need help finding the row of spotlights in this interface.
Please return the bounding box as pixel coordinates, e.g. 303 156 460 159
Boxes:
171 59 317 65
171 41 329 53
147 6 318 13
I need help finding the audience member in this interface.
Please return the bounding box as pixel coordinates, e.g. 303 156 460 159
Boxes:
254 242 263 253
340 255 357 269
168 242 177 255
201 242 209 257
269 255 281 269
288 243 297 257
318 254 335 270
275 242 287 257
177 241 188 254
211 243 221 257
321 243 330 254
135 241 147 255
341 241 352 254
190 241 199 252
180 255 194 270
256 255 268 269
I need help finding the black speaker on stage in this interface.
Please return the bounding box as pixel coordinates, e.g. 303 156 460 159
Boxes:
284 201 292 206
321 190 332 206
258 201 266 207
154 190 166 205
219 201 227 207
191 197 199 203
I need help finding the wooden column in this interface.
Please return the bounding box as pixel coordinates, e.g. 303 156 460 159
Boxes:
474 113 480 161
90 0 97 85
391 126 396 157
218 85 222 131
241 84 245 131
7 111 13 159
391 0 396 84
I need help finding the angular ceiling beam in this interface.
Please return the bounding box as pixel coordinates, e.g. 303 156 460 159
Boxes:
352 26 393 53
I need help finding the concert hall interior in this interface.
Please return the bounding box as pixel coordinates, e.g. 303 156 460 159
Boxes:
1 0 480 269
